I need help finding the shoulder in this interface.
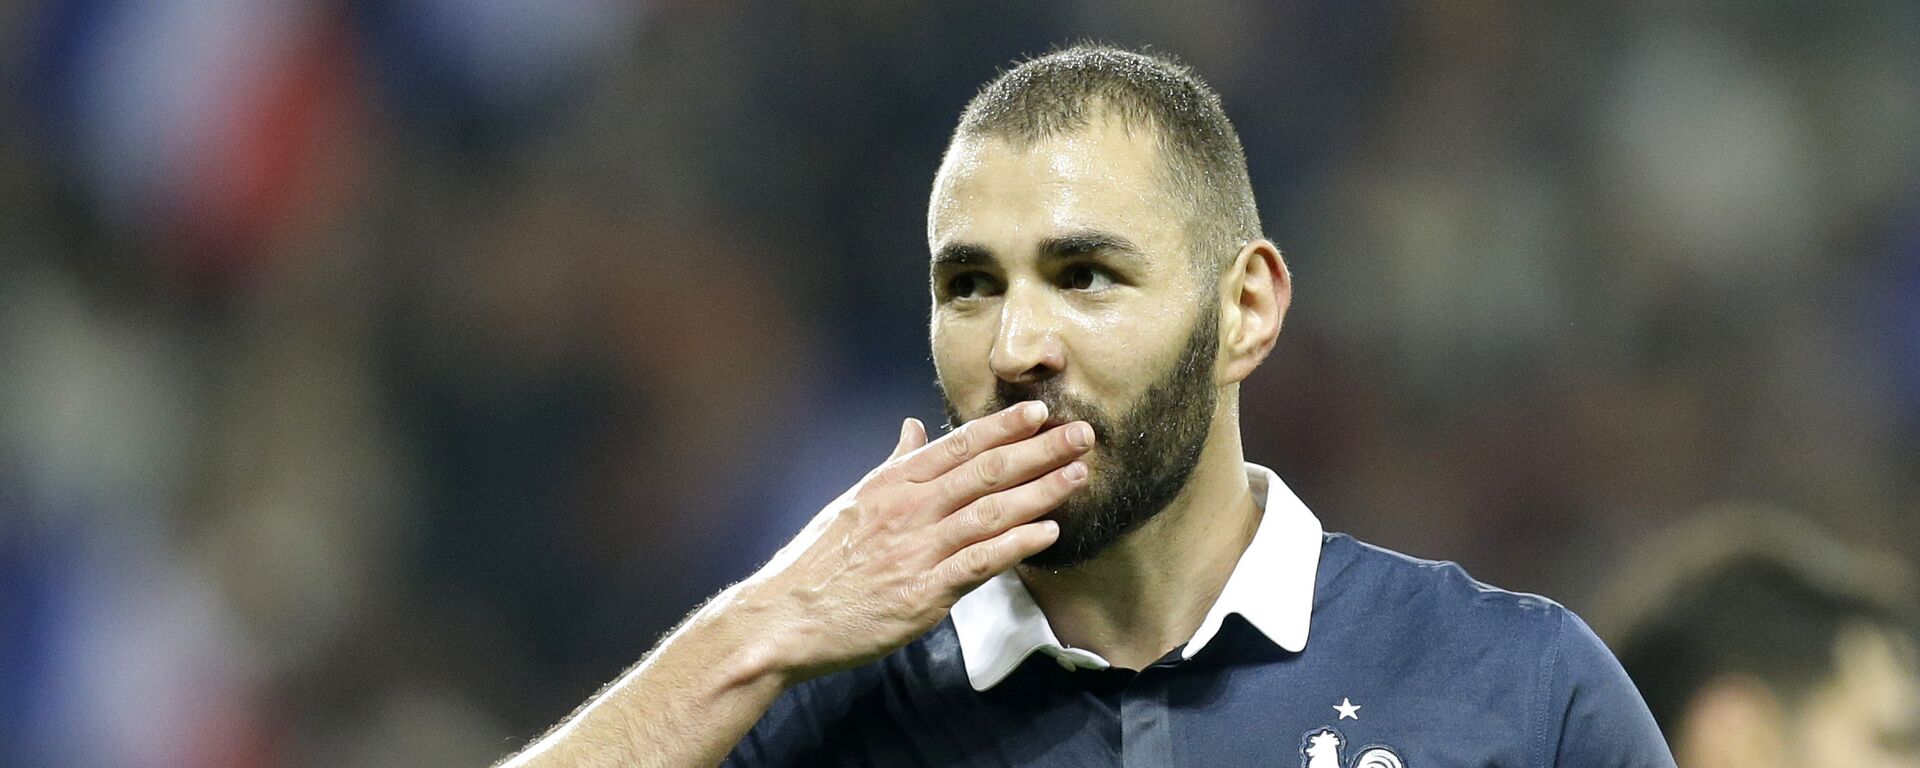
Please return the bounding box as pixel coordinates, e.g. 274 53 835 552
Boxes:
1317 531 1567 636
1315 533 1673 766
1316 533 1633 683
1311 533 1583 701
1302 532 1578 713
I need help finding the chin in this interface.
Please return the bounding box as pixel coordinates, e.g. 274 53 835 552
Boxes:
1022 494 1119 570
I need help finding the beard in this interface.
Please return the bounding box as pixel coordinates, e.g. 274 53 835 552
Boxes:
940 299 1220 570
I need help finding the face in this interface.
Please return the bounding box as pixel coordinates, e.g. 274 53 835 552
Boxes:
927 117 1222 569
1791 625 1920 768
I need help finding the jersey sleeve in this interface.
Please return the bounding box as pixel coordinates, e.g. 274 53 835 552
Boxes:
721 680 829 768
1539 608 1678 768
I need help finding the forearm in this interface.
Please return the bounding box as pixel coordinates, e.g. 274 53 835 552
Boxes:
497 408 1075 767
499 590 792 768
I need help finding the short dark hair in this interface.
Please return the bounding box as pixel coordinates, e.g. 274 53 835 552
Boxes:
1613 553 1914 738
952 44 1262 276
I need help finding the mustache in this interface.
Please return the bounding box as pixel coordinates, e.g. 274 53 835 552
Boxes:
987 378 1062 413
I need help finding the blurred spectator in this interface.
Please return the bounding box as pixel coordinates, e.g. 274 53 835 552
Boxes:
1605 507 1920 768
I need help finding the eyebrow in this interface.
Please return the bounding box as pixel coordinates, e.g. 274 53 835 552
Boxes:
931 230 1146 269
932 243 994 268
1041 231 1145 263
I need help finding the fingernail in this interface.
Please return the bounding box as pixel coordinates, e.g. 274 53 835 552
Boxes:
1069 422 1093 448
1023 401 1047 423
1063 461 1087 481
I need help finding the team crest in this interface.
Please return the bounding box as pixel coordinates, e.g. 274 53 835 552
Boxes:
1300 727 1404 768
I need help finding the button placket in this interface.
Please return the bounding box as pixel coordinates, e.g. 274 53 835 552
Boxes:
1120 666 1178 768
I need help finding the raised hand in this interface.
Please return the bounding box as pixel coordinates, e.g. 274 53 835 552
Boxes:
734 400 1095 684
498 401 1094 768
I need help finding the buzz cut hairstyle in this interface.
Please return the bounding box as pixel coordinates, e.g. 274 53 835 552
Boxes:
953 44 1264 278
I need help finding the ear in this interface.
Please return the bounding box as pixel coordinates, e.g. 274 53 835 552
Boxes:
1218 238 1290 385
1677 675 1790 768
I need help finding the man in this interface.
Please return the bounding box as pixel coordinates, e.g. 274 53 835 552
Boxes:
502 45 1674 767
1609 511 1920 768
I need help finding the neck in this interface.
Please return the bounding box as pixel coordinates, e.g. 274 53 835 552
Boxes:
1015 412 1261 670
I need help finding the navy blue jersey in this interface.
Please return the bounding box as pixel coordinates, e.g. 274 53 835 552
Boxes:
725 532 1674 767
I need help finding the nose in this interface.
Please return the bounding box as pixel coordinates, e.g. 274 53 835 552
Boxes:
988 283 1065 385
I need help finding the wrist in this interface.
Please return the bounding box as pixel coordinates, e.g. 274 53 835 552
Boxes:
698 580 809 693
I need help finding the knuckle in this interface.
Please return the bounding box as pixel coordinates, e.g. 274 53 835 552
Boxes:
943 430 973 461
964 545 996 579
969 498 1002 532
974 452 1008 488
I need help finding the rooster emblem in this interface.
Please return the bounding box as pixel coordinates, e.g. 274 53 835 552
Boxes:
1301 727 1404 768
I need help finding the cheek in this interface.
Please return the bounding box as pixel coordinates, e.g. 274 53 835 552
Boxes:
1062 304 1182 397
1792 695 1874 767
930 317 990 390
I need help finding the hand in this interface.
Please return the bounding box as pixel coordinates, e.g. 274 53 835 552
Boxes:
728 401 1094 685
493 401 1092 768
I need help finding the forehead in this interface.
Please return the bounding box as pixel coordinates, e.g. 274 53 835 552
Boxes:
928 118 1183 258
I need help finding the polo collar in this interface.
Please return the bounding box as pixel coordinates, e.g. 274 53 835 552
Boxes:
949 462 1324 691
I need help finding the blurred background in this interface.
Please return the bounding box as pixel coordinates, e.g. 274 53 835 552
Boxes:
2 1 1917 765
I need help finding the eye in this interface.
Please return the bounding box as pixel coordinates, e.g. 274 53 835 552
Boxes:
1061 264 1115 291
945 272 1000 299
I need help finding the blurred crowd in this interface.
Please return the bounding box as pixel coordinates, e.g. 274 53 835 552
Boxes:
2 1 1917 766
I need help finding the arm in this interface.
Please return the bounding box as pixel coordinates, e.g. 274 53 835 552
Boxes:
497 401 1095 768
495 588 792 768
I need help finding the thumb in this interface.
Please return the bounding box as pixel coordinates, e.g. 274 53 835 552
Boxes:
888 417 928 460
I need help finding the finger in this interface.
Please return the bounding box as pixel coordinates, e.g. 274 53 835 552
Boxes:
933 520 1061 601
934 420 1093 509
887 418 927 461
896 401 1048 482
935 459 1087 552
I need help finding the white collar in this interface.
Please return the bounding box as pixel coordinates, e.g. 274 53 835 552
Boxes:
949 462 1325 691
